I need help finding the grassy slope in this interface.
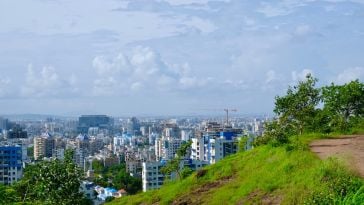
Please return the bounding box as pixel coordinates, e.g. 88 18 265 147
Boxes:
110 134 363 205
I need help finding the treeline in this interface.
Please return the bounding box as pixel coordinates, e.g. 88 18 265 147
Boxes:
258 74 364 145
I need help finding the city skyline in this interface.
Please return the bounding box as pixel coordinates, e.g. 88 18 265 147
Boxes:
0 0 363 116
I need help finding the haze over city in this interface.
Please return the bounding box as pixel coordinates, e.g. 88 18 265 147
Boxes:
0 0 363 116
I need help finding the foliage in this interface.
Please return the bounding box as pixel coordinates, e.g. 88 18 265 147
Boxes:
304 158 364 205
322 80 364 132
16 158 86 204
161 141 192 180
261 76 364 146
113 169 142 194
180 167 194 179
274 74 320 135
238 136 249 151
90 161 142 194
0 184 20 204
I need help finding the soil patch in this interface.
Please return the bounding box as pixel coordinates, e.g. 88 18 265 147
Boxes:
310 135 364 177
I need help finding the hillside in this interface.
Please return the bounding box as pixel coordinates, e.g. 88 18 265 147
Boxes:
109 134 364 205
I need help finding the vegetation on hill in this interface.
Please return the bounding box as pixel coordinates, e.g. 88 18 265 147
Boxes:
110 76 364 205
109 133 364 205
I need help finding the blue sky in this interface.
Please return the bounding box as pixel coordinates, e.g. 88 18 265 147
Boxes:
0 0 363 116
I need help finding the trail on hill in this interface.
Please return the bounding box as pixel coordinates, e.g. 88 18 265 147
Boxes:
310 135 364 178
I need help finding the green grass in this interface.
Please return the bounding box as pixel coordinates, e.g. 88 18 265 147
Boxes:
109 134 364 205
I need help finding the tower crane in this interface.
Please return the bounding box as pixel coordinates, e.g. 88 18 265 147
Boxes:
224 108 237 125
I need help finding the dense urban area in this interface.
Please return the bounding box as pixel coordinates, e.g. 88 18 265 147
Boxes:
0 111 266 204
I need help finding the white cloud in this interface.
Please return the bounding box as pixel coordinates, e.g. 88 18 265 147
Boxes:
294 24 312 36
161 0 230 6
256 0 307 17
92 54 131 76
21 64 78 97
92 46 211 96
334 67 364 84
0 77 11 97
291 69 314 82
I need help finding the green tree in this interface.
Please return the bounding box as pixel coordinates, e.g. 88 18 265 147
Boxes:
113 170 142 194
322 80 364 131
274 74 320 135
161 141 192 180
0 184 20 204
16 157 87 204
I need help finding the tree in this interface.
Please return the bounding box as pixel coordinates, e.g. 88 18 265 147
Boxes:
0 184 19 204
17 157 87 204
161 141 192 180
322 80 364 131
113 169 142 194
274 74 320 135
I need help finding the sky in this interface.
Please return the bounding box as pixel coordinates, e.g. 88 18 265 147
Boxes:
0 0 363 116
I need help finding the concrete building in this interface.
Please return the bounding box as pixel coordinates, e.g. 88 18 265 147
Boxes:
7 125 27 139
0 144 23 185
191 137 205 161
155 137 182 161
34 133 55 160
191 124 243 165
142 161 165 192
78 115 114 134
142 159 208 192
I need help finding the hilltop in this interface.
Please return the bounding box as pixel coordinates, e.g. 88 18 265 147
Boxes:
110 134 364 205
110 77 364 204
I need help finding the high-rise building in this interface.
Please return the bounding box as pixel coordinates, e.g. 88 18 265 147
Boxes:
126 117 140 136
34 133 55 160
191 123 243 165
0 143 23 185
142 161 165 192
155 136 182 161
77 115 114 134
0 117 9 131
7 125 27 139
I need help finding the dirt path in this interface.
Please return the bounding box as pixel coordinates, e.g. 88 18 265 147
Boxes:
310 135 364 178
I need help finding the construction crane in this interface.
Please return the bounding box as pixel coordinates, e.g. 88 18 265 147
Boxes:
224 108 237 125
197 108 238 126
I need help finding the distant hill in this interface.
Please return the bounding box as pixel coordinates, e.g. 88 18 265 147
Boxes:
1 114 77 121
109 134 364 205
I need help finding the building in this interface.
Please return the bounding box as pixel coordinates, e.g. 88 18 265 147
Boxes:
191 123 243 165
142 161 165 192
34 133 55 160
0 143 23 185
7 125 27 139
0 117 9 131
80 180 96 200
155 137 182 161
142 159 208 192
207 132 239 164
126 161 142 178
126 117 140 136
191 137 205 161
78 115 114 134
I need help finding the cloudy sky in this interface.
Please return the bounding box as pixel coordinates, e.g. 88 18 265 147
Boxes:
0 0 363 116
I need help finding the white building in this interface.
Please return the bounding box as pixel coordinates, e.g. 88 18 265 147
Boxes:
155 137 182 161
142 161 165 192
191 137 205 161
191 131 240 165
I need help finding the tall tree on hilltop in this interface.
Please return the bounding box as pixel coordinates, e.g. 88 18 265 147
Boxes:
274 74 321 135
